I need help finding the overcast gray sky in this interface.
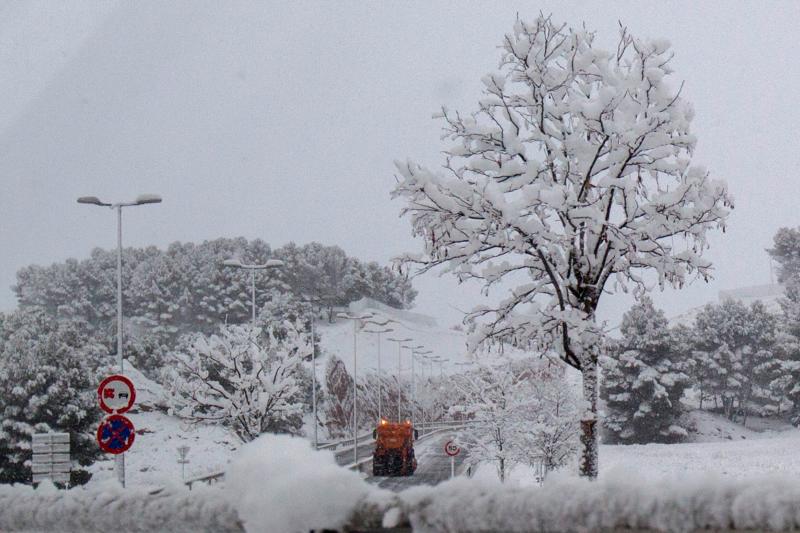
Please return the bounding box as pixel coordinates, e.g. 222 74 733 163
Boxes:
1 1 798 328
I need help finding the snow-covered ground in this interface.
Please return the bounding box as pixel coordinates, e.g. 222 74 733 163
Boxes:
470 409 800 488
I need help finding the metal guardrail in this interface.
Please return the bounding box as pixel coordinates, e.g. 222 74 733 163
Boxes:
316 430 374 451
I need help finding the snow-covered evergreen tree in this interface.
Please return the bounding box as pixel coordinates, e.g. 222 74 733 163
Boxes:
602 297 690 444
392 14 732 477
0 308 104 485
166 322 311 442
767 227 800 425
692 299 777 425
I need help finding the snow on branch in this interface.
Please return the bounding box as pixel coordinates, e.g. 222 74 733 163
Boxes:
392 14 732 370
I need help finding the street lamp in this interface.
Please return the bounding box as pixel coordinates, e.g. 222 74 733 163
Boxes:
401 344 425 425
337 312 394 463
222 258 284 325
360 325 395 421
77 193 162 488
386 336 412 421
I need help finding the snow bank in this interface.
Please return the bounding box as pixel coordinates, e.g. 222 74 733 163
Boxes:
0 479 242 532
383 472 800 532
224 433 373 533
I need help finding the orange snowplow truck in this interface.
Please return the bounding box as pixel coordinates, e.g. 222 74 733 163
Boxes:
372 419 418 476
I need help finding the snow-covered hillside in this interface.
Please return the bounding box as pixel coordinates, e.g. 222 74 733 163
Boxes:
89 298 484 487
669 283 784 327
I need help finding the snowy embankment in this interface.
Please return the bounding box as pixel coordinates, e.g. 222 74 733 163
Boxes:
7 432 800 532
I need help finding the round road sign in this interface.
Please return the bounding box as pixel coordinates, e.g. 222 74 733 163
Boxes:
98 375 136 414
97 415 136 454
444 440 461 457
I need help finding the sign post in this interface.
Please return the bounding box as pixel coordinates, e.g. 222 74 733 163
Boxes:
444 440 461 479
97 374 136 487
31 432 70 485
177 445 191 481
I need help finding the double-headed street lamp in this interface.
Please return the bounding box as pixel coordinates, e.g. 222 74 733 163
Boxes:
222 258 284 325
337 312 395 463
401 344 426 424
386 336 412 421
360 325 395 421
77 194 162 488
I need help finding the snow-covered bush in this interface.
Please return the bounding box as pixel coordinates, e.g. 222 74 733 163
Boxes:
165 322 311 442
392 12 732 476
602 297 691 444
0 308 105 485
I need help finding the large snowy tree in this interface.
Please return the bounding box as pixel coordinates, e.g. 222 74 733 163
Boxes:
166 323 312 442
392 15 732 476
0 308 104 485
601 297 691 444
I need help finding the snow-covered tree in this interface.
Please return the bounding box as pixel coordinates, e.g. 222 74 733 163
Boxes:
767 228 800 424
451 360 529 482
392 14 732 476
323 356 354 438
692 300 777 425
515 362 580 476
166 322 311 442
451 358 578 482
0 308 104 485
602 297 690 443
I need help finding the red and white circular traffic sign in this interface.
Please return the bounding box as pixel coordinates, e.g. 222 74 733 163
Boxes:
444 440 461 457
97 414 136 454
97 374 136 414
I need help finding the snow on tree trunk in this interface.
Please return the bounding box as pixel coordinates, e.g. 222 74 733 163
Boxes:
579 354 599 479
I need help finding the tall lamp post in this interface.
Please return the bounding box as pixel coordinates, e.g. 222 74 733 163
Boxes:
410 349 431 425
361 325 396 421
337 312 393 464
222 258 284 325
77 194 162 488
401 344 425 424
386 337 412 421
432 357 451 420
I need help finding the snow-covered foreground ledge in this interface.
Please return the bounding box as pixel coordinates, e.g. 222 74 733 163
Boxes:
0 481 243 532
4 434 800 532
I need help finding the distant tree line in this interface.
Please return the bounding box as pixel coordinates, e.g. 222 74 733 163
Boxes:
602 226 800 444
12 238 415 372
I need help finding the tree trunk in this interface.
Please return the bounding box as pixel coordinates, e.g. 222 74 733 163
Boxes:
579 357 599 479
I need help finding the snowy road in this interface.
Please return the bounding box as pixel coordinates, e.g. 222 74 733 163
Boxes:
365 432 466 491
